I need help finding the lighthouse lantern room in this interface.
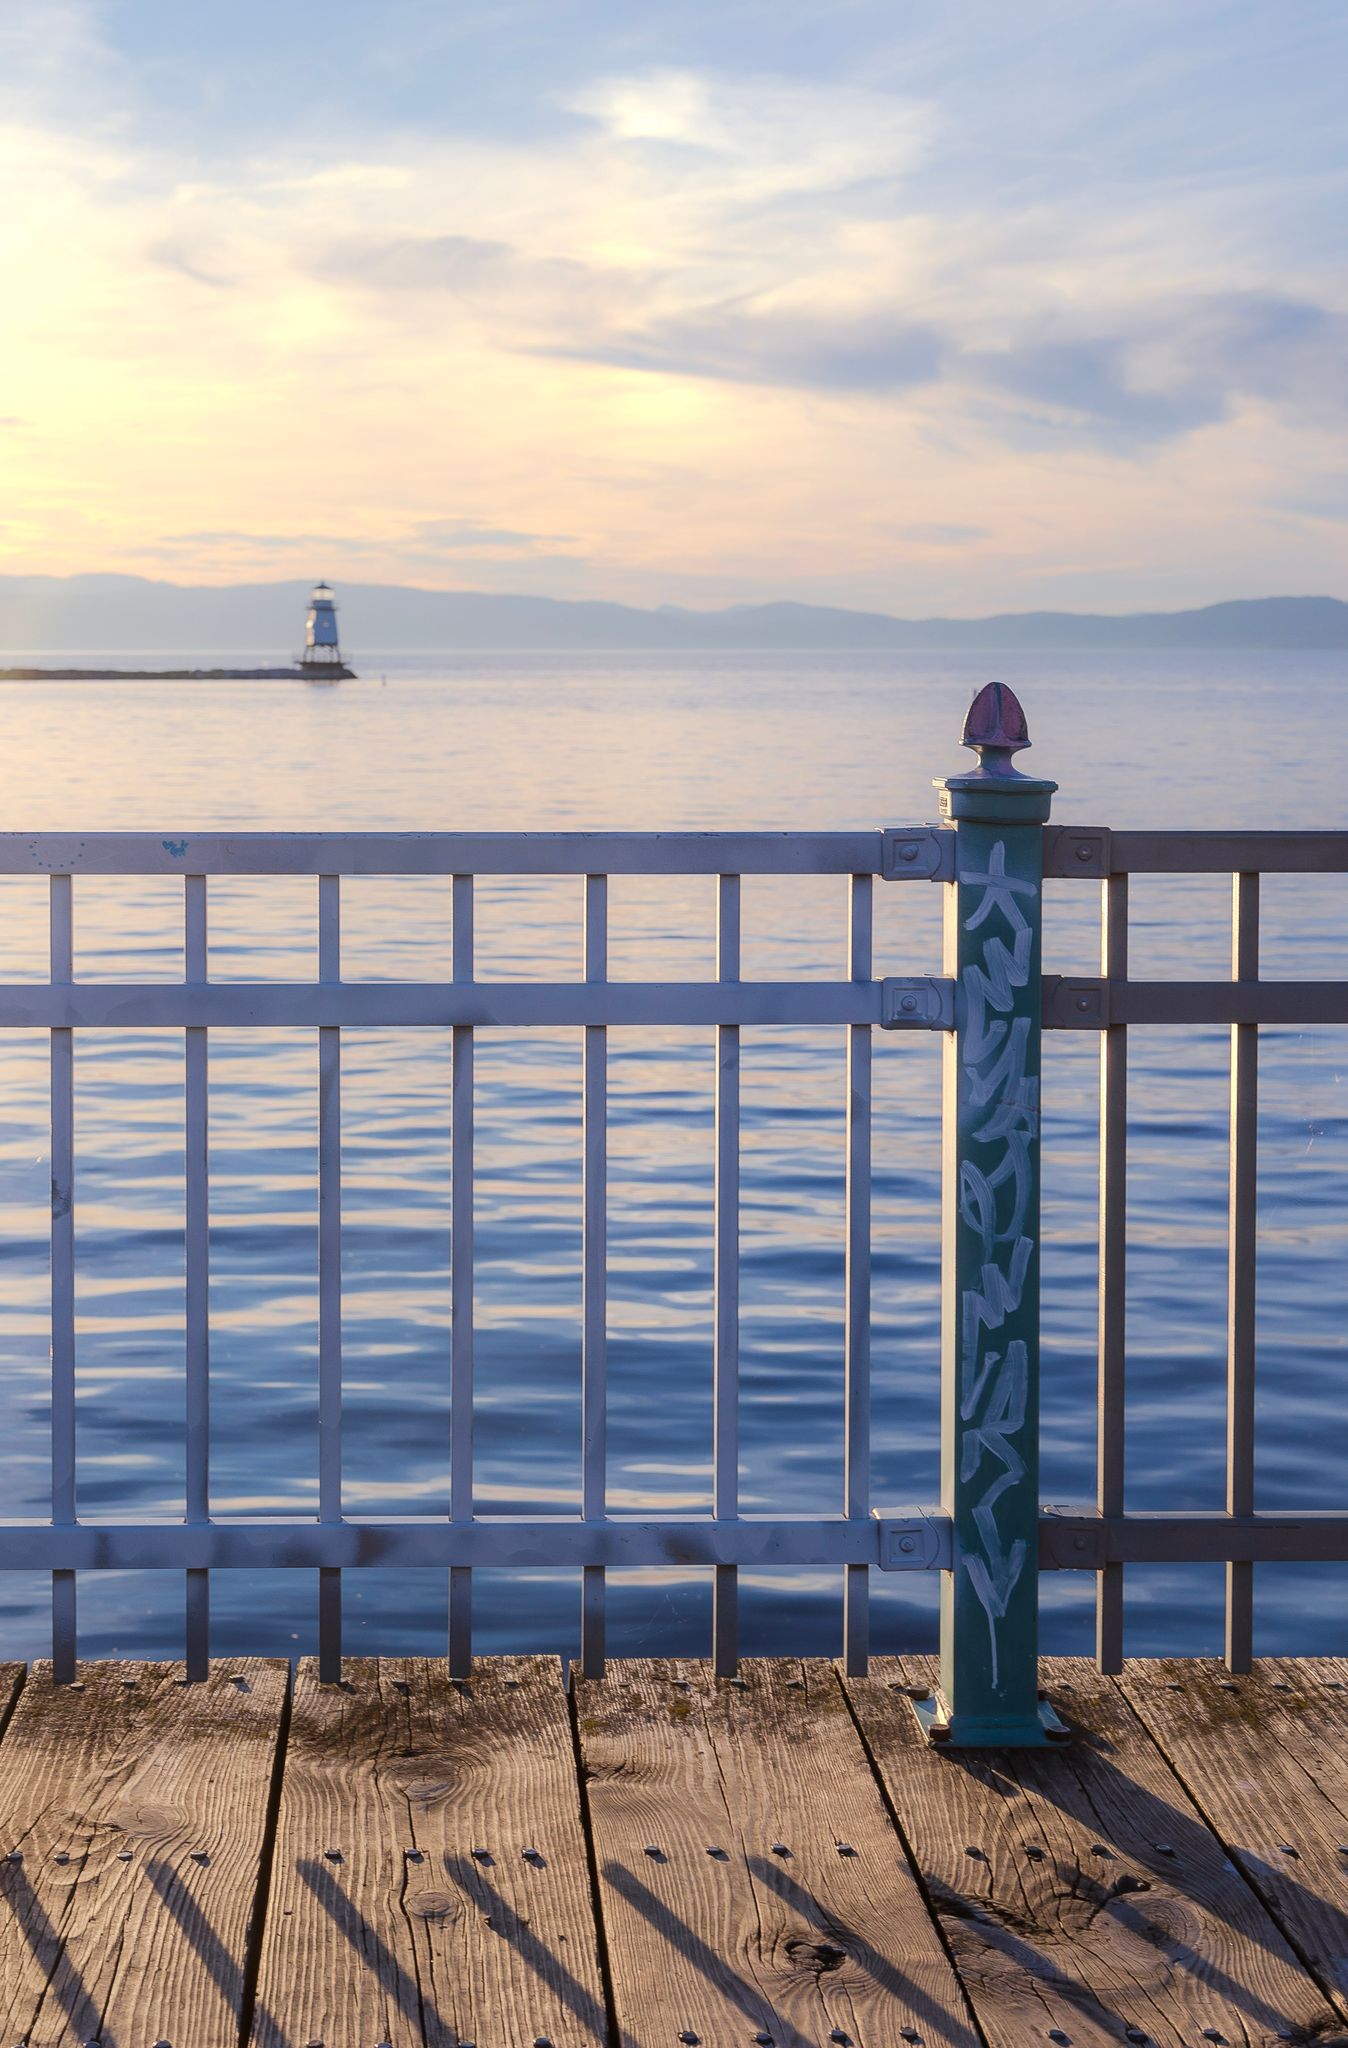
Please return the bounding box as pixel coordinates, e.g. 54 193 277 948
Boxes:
300 581 344 671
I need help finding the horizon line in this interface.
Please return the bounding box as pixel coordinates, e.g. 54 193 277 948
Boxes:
0 574 1345 623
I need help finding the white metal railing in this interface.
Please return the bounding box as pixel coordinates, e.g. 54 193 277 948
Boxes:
5 827 950 1687
6 712 1348 1740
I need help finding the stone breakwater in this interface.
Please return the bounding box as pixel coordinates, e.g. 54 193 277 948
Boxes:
0 665 356 680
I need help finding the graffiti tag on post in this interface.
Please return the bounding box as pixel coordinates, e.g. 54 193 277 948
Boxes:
958 839 1039 1685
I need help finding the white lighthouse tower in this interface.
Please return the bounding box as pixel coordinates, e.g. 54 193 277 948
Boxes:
298 581 348 677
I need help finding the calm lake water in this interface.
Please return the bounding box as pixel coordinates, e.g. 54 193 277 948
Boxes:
0 646 1343 1664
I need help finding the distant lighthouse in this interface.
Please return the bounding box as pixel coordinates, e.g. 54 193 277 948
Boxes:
298 581 350 677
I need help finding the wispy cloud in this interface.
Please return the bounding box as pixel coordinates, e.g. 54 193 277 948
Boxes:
151 522 574 559
896 523 989 547
0 2 1345 608
546 306 946 394
960 292 1348 451
1277 474 1348 524
406 520 574 551
145 240 235 289
564 68 934 199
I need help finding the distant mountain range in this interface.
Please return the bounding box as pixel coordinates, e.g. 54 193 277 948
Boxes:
0 576 1345 652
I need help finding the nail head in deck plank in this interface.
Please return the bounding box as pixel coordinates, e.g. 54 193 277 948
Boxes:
251 1656 608 2047
845 1655 1342 2048
0 1659 286 2048
574 1656 978 2046
1120 1656 1348 2023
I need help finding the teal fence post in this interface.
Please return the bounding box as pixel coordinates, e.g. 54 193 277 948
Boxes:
914 682 1068 1748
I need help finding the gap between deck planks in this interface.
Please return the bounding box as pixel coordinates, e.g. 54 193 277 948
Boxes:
252 1656 609 2048
845 1655 1348 2048
0 1657 1345 2048
574 1656 980 2048
1118 1656 1348 2028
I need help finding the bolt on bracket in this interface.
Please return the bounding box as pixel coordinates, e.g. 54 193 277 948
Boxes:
1039 1506 1107 1570
880 827 956 882
1043 825 1112 877
880 976 954 1030
1042 975 1111 1029
873 1509 951 1570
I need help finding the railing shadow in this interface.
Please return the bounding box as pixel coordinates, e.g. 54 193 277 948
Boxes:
144 1856 287 2047
601 1859 814 2048
266 1858 434 2047
0 1852 290 2048
0 1840 629 2048
442 1853 619 2045
0 1861 101 2042
744 1854 982 2048
940 1737 1346 2039
291 1854 620 2046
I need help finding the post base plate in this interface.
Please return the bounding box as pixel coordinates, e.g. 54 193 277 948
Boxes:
908 1691 1072 1749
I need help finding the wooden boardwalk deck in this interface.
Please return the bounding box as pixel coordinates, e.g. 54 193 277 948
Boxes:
0 1657 1345 2048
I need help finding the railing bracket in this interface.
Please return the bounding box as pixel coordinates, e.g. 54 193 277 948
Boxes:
1040 1507 1107 1569
873 1510 951 1569
1043 825 1112 877
880 977 954 1030
880 827 955 881
1043 975 1111 1029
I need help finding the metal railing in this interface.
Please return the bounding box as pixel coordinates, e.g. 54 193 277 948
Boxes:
5 682 1348 1745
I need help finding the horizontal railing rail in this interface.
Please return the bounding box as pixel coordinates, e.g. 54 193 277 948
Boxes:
1 821 1345 876
1 975 1344 1031
0 1516 929 1571
0 819 1335 876
1043 826 1348 874
15 1505 1348 1573
0 827 950 876
0 980 945 1029
4 684 1345 1744
1044 978 1348 1026
1038 1511 1348 1567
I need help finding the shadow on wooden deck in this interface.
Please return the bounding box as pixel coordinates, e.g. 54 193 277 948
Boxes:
0 1655 1345 2047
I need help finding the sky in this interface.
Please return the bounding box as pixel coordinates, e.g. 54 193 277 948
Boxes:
1 0 1345 613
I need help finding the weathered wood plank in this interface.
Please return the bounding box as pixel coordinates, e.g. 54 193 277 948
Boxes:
846 1655 1343 2048
574 1656 978 2047
0 1663 27 1750
0 1659 286 2048
252 1655 608 2047
1121 1655 1348 2021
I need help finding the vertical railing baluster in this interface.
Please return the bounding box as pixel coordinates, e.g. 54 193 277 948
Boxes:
450 874 475 1677
843 874 873 1675
1096 873 1128 1671
49 875 76 1684
317 874 342 1681
713 874 740 1676
1226 872 1259 1672
581 875 608 1677
185 875 210 1681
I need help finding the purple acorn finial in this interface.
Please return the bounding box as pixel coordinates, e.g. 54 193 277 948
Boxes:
961 680 1031 776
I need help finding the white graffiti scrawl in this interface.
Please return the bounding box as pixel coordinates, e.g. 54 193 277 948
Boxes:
958 840 1039 1686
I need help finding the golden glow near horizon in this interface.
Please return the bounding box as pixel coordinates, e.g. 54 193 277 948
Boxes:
1 4 1345 612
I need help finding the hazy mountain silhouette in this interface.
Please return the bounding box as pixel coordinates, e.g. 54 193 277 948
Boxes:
1 576 1345 652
